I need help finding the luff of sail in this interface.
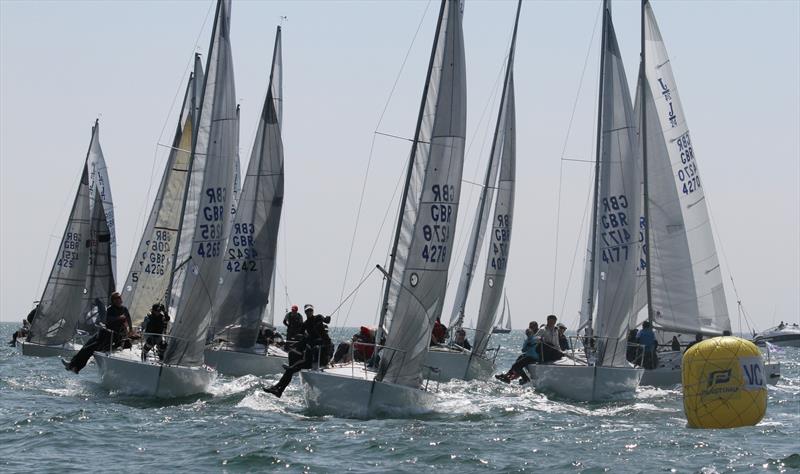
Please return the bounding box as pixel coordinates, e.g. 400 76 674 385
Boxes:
589 10 641 367
80 187 116 331
29 154 93 345
638 1 729 335
473 3 519 356
380 0 467 387
122 60 202 328
87 120 117 280
210 25 284 349
164 0 238 367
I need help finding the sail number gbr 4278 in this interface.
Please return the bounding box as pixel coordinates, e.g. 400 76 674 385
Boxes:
421 184 454 263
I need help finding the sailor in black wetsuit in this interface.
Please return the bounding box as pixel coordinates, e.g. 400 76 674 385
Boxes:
141 303 169 361
63 292 131 374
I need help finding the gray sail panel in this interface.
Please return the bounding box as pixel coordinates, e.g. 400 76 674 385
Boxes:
591 14 641 367
29 162 93 346
210 26 284 349
381 0 467 387
642 3 729 335
123 71 197 327
79 188 116 332
87 121 117 281
474 71 516 356
170 55 207 315
166 0 238 366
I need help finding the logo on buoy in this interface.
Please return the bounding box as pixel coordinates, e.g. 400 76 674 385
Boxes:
706 369 731 388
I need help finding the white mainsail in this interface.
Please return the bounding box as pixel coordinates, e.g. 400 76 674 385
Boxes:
29 140 94 346
79 187 116 331
585 10 641 367
87 121 117 280
122 58 202 327
637 1 729 335
379 0 467 388
473 9 518 356
209 26 284 349
164 0 238 367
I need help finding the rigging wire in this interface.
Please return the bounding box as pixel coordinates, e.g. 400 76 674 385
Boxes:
334 0 433 326
551 3 603 314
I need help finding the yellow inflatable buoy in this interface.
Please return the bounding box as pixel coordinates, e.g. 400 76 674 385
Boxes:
682 336 767 429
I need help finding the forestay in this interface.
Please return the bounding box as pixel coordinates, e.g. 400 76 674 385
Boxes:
638 2 729 335
210 26 284 349
588 12 641 367
122 60 202 327
473 6 519 356
29 152 93 346
79 188 115 332
87 121 117 280
380 0 467 387
165 0 238 366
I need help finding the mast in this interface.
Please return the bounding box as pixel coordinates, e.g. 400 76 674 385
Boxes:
165 54 204 310
452 0 521 332
586 0 610 339
640 0 655 324
375 0 448 350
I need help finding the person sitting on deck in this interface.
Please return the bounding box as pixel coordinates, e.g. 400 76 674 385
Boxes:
62 292 131 374
431 317 447 345
670 335 681 352
495 328 539 385
9 304 39 347
557 323 570 351
140 303 169 361
453 328 471 351
283 305 304 342
535 315 563 363
636 321 658 369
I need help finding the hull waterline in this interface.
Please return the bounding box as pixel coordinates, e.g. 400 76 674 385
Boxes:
94 351 216 398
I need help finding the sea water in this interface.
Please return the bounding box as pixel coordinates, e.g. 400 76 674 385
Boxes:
1 323 798 472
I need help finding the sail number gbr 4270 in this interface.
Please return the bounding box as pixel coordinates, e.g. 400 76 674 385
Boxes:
421 184 454 264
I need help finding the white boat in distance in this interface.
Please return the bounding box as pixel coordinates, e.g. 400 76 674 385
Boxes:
754 323 800 348
301 0 467 418
491 293 513 334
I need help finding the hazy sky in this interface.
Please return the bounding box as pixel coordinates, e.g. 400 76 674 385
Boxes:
1 0 798 334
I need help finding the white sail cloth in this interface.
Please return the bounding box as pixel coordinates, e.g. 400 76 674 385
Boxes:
87 121 117 281
637 3 729 335
79 187 116 331
587 13 641 367
29 160 93 346
123 60 202 327
381 0 467 388
165 0 239 366
210 26 284 349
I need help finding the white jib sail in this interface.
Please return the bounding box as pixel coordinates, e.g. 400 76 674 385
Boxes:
590 11 641 367
473 10 518 356
640 2 729 335
165 0 238 367
29 152 93 346
123 62 201 328
209 25 284 349
87 120 117 280
380 0 467 388
79 187 116 332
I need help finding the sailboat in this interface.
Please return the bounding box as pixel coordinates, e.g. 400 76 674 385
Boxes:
95 0 237 397
630 1 779 387
425 0 520 382
203 25 289 377
300 0 466 418
528 0 644 402
491 292 512 334
23 122 114 358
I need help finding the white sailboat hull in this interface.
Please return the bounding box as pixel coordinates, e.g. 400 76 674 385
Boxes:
300 366 437 419
94 351 216 398
528 362 643 401
203 345 287 377
639 350 781 387
423 347 494 381
21 341 81 358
